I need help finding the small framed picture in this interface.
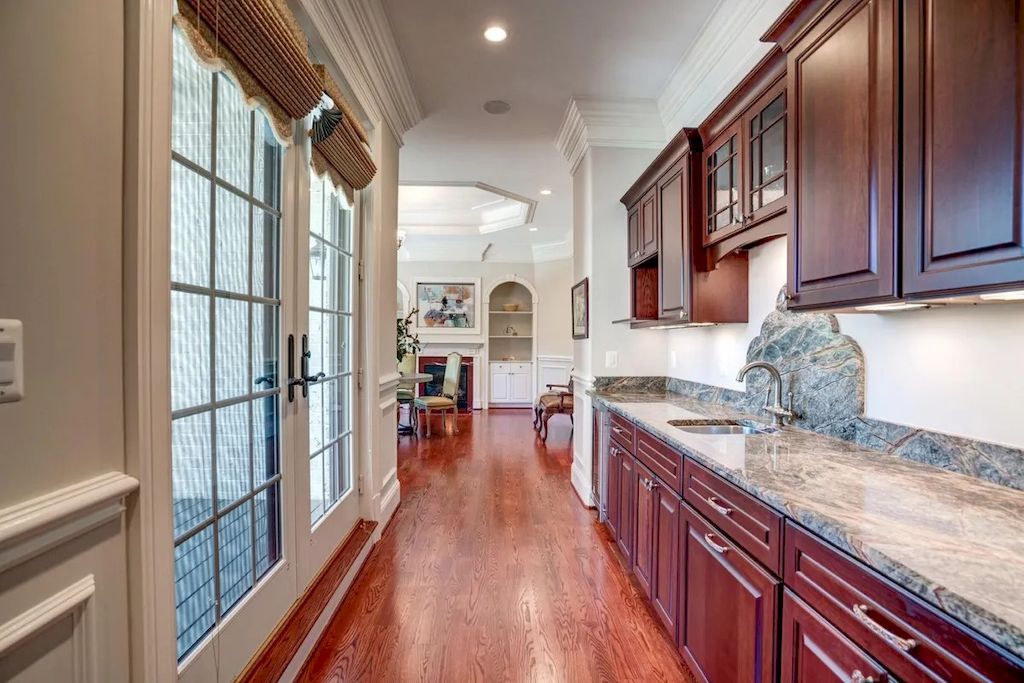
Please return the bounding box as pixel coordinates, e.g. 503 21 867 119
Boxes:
571 277 589 340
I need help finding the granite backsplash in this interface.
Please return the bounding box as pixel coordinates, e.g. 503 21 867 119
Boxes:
593 289 1024 491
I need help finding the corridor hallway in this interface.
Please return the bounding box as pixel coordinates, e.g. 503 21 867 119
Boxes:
298 410 693 681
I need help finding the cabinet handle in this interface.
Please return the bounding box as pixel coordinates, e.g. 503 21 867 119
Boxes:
703 532 730 554
612 426 629 437
851 604 917 652
705 495 732 516
850 671 875 683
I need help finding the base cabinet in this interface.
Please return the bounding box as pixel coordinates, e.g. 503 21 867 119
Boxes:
615 450 635 564
678 504 779 683
780 590 887 683
489 362 532 404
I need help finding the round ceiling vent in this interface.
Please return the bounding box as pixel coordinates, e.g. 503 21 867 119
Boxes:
483 100 511 115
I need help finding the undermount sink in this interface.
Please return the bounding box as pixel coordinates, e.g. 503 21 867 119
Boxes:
668 419 771 436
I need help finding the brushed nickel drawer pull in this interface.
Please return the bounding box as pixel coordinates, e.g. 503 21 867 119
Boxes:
704 533 729 554
851 604 917 652
850 671 875 683
705 495 732 516
612 426 629 436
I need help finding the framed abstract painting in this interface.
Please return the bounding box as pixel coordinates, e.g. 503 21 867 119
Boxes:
413 277 482 335
571 277 589 340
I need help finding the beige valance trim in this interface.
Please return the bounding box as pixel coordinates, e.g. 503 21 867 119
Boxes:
175 0 323 142
311 148 355 205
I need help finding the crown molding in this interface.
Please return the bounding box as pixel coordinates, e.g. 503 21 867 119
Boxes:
657 0 790 136
300 0 423 146
555 97 666 175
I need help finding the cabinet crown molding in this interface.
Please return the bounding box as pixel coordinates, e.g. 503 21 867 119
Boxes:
556 97 666 174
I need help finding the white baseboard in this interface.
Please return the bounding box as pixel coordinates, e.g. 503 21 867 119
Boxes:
279 537 375 682
570 458 594 508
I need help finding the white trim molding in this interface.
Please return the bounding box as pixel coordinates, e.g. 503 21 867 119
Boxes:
555 97 666 174
0 473 139 573
657 0 789 137
0 575 96 682
378 371 402 398
299 0 423 145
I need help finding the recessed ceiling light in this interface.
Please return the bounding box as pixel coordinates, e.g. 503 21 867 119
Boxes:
540 189 552 196
483 99 511 115
484 26 507 42
529 227 538 232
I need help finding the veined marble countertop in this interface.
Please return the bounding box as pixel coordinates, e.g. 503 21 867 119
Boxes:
589 388 1024 660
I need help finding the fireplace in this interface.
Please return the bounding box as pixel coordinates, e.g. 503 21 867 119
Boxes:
417 355 474 412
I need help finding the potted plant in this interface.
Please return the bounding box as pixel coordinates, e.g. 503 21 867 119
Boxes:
397 308 421 363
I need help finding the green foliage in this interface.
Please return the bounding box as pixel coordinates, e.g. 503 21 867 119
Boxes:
397 308 422 363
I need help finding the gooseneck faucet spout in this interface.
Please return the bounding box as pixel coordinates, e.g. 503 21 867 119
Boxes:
736 361 795 427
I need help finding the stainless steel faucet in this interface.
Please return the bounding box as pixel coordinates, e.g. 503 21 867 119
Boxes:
736 361 795 426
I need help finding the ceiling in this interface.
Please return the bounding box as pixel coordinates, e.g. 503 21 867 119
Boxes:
383 0 719 262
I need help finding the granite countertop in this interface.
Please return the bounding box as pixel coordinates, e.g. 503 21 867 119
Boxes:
589 388 1024 660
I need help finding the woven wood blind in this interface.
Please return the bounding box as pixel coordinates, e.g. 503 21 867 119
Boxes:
309 68 377 191
175 0 323 141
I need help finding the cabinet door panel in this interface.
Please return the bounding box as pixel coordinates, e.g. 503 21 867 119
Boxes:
745 80 788 225
490 371 509 401
679 504 779 683
605 443 620 538
788 0 898 308
658 160 690 317
651 485 680 635
704 123 744 246
627 205 640 264
640 188 658 260
616 450 635 563
632 461 655 597
903 0 1024 295
510 372 530 402
780 590 888 683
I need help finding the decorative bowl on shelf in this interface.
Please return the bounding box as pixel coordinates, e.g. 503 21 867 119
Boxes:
501 303 520 312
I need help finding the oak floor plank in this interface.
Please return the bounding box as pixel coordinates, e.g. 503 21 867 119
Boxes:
298 410 694 682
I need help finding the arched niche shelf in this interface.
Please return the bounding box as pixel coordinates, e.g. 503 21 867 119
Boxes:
484 276 538 408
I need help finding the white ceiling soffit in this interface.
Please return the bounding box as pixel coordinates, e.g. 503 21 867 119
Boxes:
398 181 537 236
555 0 793 171
532 233 573 263
299 0 423 145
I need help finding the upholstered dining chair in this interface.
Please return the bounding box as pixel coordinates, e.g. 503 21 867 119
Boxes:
533 372 574 442
397 354 416 435
413 352 462 437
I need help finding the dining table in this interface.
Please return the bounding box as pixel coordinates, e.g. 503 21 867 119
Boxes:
397 372 433 435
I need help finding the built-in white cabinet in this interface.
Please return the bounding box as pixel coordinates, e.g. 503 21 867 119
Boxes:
490 361 532 404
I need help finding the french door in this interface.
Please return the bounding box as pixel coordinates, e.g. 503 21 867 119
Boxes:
169 27 361 680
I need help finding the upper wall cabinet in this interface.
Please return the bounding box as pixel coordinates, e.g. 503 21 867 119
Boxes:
767 0 1024 309
902 0 1024 297
620 128 748 327
699 48 789 261
767 0 899 310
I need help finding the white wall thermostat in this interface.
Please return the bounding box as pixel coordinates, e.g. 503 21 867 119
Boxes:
0 320 24 404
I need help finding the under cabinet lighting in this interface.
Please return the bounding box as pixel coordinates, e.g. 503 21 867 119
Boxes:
979 290 1024 301
648 322 718 330
854 302 930 312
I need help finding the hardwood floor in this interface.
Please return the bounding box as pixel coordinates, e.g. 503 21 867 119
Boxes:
298 409 694 682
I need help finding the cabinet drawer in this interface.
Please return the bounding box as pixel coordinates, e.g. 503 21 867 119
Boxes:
511 362 531 374
491 362 509 373
683 459 782 574
635 429 683 495
780 590 887 683
608 412 636 453
785 522 1024 682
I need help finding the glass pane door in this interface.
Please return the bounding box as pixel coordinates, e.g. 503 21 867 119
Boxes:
307 176 355 526
170 29 283 661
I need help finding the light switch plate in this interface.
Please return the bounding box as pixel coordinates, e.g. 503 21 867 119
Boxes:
0 319 23 403
605 350 618 369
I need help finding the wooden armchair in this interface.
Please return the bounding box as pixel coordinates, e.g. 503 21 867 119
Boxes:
533 375 574 442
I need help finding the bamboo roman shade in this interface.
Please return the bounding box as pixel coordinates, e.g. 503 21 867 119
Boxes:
174 0 377 191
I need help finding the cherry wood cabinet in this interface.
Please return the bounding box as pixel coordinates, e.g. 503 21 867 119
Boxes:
650 482 680 635
604 440 621 540
698 47 789 261
656 158 692 319
615 447 635 564
767 0 900 310
780 590 888 683
902 0 1024 297
678 503 780 682
632 460 656 597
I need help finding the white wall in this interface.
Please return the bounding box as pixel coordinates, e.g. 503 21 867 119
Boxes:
663 237 1024 449
0 0 131 680
533 258 574 359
